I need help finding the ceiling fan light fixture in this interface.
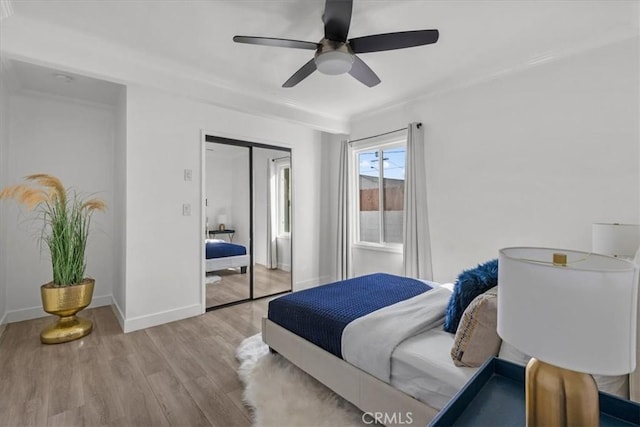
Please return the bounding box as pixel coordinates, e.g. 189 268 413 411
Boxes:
234 0 438 87
315 50 354 75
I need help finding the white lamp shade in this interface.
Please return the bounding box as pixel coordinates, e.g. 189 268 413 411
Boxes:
592 223 640 258
497 247 638 376
217 214 228 224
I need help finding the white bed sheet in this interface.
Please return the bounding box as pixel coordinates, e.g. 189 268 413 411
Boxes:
342 287 452 383
391 328 478 410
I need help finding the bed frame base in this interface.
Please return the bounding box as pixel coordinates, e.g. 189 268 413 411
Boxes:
205 254 249 274
262 318 438 427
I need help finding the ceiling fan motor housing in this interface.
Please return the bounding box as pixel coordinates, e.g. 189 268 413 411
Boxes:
314 39 354 75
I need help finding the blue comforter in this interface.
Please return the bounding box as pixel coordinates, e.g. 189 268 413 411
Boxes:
268 273 432 358
205 239 246 259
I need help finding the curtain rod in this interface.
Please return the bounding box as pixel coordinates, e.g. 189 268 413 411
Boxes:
348 122 422 144
271 155 290 161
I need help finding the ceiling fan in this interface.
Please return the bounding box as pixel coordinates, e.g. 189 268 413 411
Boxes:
233 0 439 88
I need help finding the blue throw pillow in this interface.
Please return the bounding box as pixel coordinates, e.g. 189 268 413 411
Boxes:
443 259 499 333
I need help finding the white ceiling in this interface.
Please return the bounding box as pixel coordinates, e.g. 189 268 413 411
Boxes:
7 60 122 106
4 0 638 132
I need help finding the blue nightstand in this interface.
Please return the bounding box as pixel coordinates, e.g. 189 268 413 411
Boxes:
429 357 640 426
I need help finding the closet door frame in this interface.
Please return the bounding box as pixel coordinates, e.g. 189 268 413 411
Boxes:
203 134 292 312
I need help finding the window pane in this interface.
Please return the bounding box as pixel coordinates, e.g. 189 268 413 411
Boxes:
359 150 380 243
382 147 405 244
279 166 291 234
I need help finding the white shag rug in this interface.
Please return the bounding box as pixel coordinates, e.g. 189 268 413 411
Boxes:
205 274 221 285
236 334 367 427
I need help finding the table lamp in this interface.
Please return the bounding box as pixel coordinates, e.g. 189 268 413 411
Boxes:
592 223 640 259
497 247 638 426
217 214 228 231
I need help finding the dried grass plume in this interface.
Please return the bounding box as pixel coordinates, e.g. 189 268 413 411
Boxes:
0 174 107 286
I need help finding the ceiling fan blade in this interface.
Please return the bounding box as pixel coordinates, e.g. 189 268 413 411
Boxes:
323 0 353 42
349 29 439 53
348 56 380 87
283 59 317 87
233 36 319 50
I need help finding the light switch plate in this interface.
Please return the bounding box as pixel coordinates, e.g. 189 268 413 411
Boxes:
182 203 191 216
184 169 192 181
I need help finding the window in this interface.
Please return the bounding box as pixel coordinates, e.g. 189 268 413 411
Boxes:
354 141 406 246
276 160 291 236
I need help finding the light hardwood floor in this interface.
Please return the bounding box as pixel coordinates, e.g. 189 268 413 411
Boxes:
206 264 291 308
0 300 270 426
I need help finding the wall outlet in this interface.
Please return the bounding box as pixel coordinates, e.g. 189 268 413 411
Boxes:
184 169 192 181
182 203 191 216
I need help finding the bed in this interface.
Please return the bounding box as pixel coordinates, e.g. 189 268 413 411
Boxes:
263 273 457 425
262 271 640 427
205 238 249 274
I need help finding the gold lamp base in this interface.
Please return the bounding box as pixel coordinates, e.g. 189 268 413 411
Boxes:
40 279 94 344
526 358 599 426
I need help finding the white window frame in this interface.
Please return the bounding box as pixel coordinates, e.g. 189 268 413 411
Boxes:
350 133 406 252
274 158 291 238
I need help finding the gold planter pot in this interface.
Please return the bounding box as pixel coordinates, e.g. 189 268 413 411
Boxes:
40 278 95 344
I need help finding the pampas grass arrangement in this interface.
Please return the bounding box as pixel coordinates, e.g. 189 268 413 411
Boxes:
0 174 106 287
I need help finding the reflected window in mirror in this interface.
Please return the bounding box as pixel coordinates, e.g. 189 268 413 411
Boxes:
275 159 291 237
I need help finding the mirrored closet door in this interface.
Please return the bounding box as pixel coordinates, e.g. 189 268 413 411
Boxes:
205 136 292 310
205 143 251 308
252 147 292 299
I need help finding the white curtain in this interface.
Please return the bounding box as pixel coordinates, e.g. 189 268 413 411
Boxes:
266 159 278 269
336 140 350 280
402 122 433 279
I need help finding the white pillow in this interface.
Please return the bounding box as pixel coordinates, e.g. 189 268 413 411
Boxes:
498 341 629 398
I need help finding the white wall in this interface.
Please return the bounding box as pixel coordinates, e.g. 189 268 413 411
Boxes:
112 86 127 322
4 92 117 321
0 61 11 327
352 247 403 278
253 148 269 266
350 38 639 283
276 237 291 272
123 84 325 331
230 154 250 249
290 139 325 289
205 148 237 235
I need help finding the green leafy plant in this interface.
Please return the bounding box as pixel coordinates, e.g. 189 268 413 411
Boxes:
0 174 106 287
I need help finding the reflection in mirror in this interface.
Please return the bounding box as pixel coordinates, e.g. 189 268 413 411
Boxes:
253 148 292 298
205 143 251 308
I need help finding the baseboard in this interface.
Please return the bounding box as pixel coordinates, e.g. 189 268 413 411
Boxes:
256 262 291 273
277 262 291 272
123 303 202 333
2 296 203 335
4 294 113 324
110 297 126 332
89 295 113 310
5 304 45 323
0 310 6 341
294 275 332 291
